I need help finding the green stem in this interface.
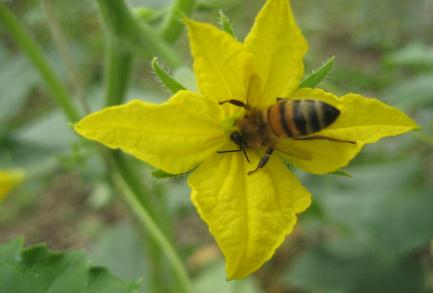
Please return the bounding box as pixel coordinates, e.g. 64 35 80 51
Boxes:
0 3 81 122
96 0 182 68
104 37 133 106
41 0 90 113
103 37 178 292
160 0 197 44
114 173 192 293
111 151 157 219
112 152 168 293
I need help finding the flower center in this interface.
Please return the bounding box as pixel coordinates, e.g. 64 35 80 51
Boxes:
220 112 243 135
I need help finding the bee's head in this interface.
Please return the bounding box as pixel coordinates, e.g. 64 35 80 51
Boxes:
229 131 250 162
230 131 246 147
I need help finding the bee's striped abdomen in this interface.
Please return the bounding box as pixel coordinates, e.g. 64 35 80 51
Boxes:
267 99 340 138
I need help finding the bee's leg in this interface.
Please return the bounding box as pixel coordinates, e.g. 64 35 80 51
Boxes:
242 148 250 163
294 135 356 144
248 147 274 175
218 99 251 110
217 148 250 162
217 149 241 153
276 97 287 102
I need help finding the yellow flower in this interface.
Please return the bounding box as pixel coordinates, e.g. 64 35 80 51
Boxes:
75 0 417 279
0 169 25 202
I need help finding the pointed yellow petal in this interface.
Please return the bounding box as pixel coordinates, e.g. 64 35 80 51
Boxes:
245 0 308 109
188 152 311 279
186 19 253 116
0 169 25 201
75 91 227 174
277 88 418 174
276 138 361 175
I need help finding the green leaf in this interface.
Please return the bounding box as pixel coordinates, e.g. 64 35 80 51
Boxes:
173 66 197 91
299 56 335 88
196 0 238 11
13 110 76 151
151 168 178 178
0 53 38 126
285 160 433 293
286 244 424 293
151 167 192 179
329 169 352 178
384 73 433 110
218 10 236 38
193 261 263 293
384 43 433 69
90 223 149 292
306 158 433 250
0 239 139 293
151 57 186 94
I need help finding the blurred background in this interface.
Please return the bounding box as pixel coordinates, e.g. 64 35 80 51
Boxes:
1 0 432 292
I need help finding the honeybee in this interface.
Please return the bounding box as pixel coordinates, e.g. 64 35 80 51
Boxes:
217 98 355 175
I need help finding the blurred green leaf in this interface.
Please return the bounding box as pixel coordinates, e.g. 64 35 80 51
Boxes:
151 166 192 179
151 168 178 178
384 43 433 69
0 53 38 127
196 0 239 11
286 244 424 293
289 159 433 292
329 169 352 178
299 56 335 89
173 66 197 92
133 7 161 23
13 110 76 151
90 223 149 292
384 73 433 110
0 238 139 293
151 57 186 94
192 261 263 293
128 0 171 9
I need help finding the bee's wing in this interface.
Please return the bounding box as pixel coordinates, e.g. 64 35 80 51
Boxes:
274 139 312 160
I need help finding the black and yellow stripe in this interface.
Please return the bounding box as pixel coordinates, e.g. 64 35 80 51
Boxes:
267 99 340 138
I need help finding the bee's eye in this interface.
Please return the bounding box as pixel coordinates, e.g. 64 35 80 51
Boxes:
230 131 244 145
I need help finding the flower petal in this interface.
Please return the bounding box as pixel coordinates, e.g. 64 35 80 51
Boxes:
186 19 253 116
188 152 311 279
244 0 308 109
75 90 227 174
0 169 25 201
277 88 419 174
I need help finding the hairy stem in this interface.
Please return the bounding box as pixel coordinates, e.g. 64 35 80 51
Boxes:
114 173 192 293
96 0 182 68
160 0 197 44
104 37 133 106
0 3 80 122
103 34 184 292
41 0 90 113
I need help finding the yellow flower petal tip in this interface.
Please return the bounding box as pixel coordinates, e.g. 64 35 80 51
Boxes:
0 169 25 201
75 0 419 280
74 91 226 175
189 153 311 280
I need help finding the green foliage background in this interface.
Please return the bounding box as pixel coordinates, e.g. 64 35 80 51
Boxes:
0 0 432 292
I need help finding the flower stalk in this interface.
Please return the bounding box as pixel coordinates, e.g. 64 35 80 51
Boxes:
103 32 187 292
104 37 134 106
1 2 190 291
113 172 191 293
0 3 81 122
160 0 197 44
96 0 182 68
